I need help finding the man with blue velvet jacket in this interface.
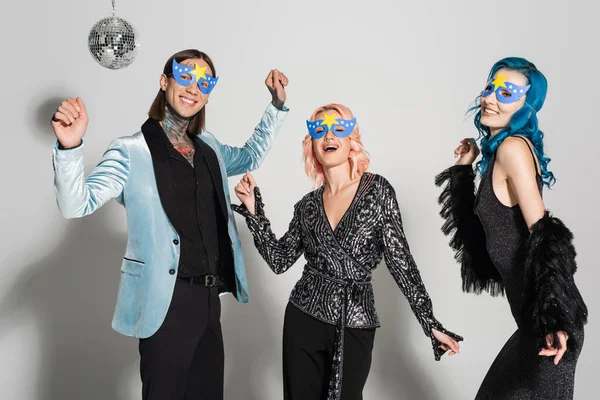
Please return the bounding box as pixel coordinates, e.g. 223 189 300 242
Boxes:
50 49 289 399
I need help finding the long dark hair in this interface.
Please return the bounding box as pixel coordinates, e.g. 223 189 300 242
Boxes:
148 49 217 134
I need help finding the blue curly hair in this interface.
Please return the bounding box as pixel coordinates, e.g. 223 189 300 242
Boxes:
471 57 555 187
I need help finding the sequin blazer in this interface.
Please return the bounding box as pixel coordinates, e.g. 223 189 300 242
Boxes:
233 172 462 360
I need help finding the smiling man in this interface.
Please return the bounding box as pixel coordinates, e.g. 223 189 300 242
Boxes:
50 49 289 400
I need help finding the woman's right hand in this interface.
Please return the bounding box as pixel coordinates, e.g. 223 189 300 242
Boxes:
51 97 88 149
539 331 569 365
454 138 480 165
234 171 257 215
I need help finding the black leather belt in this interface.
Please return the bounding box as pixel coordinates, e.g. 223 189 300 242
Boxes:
179 275 219 287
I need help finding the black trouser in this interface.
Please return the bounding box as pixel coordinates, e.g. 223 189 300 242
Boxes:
282 302 376 400
139 279 223 400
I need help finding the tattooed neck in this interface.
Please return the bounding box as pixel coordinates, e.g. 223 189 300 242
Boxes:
162 105 195 166
162 104 190 142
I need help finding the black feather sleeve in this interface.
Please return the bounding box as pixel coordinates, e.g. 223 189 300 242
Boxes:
435 165 504 296
524 212 588 349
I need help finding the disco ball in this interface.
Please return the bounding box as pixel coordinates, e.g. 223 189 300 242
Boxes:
88 16 140 70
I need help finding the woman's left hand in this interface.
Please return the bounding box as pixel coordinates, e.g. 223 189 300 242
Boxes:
432 328 460 356
539 331 569 365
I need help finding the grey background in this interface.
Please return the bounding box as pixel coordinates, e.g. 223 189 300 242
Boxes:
0 0 596 398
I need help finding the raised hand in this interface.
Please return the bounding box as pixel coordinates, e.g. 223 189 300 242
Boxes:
454 138 480 166
265 69 289 110
234 171 257 215
51 97 89 149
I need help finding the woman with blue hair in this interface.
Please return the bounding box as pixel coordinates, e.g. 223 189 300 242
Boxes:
435 57 587 399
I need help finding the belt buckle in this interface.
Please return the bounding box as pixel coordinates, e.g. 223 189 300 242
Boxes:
204 275 217 287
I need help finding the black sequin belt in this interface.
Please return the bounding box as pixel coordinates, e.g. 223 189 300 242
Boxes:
305 266 372 400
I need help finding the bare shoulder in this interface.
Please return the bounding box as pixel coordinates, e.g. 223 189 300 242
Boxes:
496 136 538 174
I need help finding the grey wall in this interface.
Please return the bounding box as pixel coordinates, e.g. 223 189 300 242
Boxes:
0 0 596 398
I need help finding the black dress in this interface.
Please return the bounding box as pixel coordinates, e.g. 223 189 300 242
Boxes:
436 137 587 400
475 150 584 399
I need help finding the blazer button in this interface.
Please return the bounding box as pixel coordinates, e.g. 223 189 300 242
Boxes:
169 269 176 275
173 239 179 245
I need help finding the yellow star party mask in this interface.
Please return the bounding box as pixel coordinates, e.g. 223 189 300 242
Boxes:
481 74 530 104
170 59 218 94
306 113 357 139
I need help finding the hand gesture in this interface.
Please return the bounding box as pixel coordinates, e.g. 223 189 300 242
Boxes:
234 171 257 215
539 331 569 365
433 328 461 356
265 69 289 110
51 97 88 149
454 138 480 166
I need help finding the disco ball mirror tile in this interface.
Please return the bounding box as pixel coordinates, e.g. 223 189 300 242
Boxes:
88 16 140 70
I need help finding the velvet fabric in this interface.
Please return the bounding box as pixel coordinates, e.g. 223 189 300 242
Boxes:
52 103 287 338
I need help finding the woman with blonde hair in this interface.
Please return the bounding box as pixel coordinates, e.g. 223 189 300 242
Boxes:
233 104 462 400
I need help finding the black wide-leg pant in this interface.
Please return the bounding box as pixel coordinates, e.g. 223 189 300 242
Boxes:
283 302 376 400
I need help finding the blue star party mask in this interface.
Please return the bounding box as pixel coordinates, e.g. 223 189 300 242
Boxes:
306 113 357 139
171 59 219 94
481 74 530 104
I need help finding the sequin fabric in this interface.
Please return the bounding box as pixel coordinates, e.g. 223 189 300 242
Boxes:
233 173 462 400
